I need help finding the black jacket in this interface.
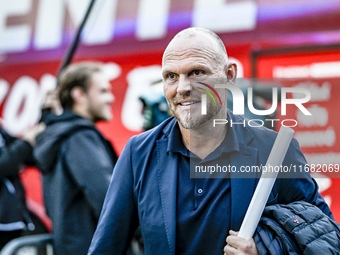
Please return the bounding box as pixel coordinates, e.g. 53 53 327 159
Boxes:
254 201 340 254
0 128 34 232
34 111 117 255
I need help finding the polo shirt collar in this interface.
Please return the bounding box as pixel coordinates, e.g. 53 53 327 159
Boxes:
166 115 240 159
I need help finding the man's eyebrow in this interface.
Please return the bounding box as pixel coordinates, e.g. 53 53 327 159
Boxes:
162 69 173 77
162 65 206 75
189 65 207 70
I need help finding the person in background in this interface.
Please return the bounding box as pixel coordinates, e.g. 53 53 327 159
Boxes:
34 62 118 255
88 27 333 255
39 89 63 123
139 79 171 131
0 123 45 249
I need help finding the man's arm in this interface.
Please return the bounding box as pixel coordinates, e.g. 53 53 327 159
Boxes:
0 139 32 179
224 137 332 254
88 138 139 254
0 124 44 179
278 138 332 217
63 129 114 218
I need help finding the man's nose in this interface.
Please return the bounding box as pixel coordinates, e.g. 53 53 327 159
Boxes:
177 76 192 94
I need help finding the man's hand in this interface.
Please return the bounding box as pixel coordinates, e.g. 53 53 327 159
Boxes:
224 230 259 255
42 89 63 115
22 123 46 146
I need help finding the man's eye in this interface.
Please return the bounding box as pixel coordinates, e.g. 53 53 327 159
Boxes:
168 73 176 79
192 70 202 76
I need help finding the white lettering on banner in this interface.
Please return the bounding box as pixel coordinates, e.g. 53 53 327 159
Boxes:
35 0 71 49
193 0 257 32
36 0 86 49
0 79 9 105
297 105 328 127
312 173 332 207
40 74 57 94
312 173 332 193
0 0 32 52
294 81 331 102
35 0 117 49
274 62 340 78
122 65 162 131
273 65 310 78
0 0 258 53
102 62 122 81
82 0 118 45
294 128 336 148
310 61 340 78
0 74 57 135
3 76 39 135
136 0 170 40
306 152 340 165
0 62 119 135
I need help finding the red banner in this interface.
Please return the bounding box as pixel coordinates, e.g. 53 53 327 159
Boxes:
256 51 340 221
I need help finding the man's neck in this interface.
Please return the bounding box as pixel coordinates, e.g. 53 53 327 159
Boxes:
72 106 94 123
179 120 227 159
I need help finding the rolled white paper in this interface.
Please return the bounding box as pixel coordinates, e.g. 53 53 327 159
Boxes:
238 125 295 239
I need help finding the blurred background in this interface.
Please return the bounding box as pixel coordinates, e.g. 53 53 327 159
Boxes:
0 0 339 231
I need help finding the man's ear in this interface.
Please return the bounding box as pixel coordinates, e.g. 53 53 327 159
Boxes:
225 62 237 84
71 87 86 105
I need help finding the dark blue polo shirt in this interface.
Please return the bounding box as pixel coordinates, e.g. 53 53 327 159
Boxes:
168 123 239 255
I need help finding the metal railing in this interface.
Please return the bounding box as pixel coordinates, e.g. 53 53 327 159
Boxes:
0 234 53 255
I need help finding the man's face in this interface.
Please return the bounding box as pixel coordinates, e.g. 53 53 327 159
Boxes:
162 34 227 129
85 71 115 122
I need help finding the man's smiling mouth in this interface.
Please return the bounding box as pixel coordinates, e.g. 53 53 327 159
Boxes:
179 101 200 106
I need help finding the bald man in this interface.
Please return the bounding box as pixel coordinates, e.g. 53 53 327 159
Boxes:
88 27 331 255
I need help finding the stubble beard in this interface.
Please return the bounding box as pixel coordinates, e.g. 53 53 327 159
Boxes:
171 101 221 130
87 104 112 123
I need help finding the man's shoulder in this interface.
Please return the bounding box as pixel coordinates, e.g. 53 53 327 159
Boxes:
228 111 278 146
46 112 97 139
127 117 176 151
35 113 98 160
229 113 303 167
